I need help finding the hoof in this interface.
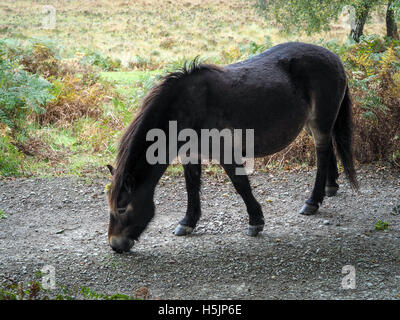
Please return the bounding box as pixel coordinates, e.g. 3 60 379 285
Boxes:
299 203 319 215
325 185 338 197
247 224 264 237
173 224 194 236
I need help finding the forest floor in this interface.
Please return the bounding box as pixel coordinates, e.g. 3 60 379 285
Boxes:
0 164 399 300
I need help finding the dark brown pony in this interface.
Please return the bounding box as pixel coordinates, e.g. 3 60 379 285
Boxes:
106 42 358 253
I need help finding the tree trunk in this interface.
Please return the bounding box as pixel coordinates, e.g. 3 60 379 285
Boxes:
386 0 399 39
350 1 372 42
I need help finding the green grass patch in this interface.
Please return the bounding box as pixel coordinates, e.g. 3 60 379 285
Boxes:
166 164 184 176
99 70 162 102
99 70 160 84
36 126 78 150
0 134 24 177
375 220 390 231
0 276 139 300
66 153 113 176
0 209 7 220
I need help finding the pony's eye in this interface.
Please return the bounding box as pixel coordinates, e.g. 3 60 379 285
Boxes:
117 207 127 214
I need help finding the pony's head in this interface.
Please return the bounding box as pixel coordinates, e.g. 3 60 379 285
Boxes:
104 87 156 253
106 164 155 253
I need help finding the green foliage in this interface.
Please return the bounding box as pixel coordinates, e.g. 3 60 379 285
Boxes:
0 278 134 300
80 286 133 300
349 74 388 120
393 0 400 17
332 37 400 163
316 38 356 56
0 40 54 131
128 54 158 70
239 36 274 58
0 209 7 219
342 35 400 120
255 0 347 35
375 219 390 231
0 134 24 177
255 0 399 40
0 280 43 300
218 37 274 64
80 49 122 71
55 285 135 300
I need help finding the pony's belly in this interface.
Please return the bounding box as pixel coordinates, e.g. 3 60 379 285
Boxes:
252 121 307 158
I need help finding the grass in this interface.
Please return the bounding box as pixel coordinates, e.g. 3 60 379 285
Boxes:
0 276 139 300
0 0 387 68
25 70 159 178
99 70 160 83
375 220 390 231
0 0 394 179
99 70 160 102
0 209 6 219
0 69 143 178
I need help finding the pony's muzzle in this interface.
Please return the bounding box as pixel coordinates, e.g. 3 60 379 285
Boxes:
109 235 134 253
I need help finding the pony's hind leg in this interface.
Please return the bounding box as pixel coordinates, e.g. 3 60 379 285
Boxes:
221 163 264 236
173 163 202 236
300 133 332 215
326 144 339 197
306 125 339 197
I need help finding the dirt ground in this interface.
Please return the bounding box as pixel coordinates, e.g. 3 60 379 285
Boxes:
0 165 399 300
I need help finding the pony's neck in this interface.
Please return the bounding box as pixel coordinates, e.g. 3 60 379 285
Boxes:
132 162 169 196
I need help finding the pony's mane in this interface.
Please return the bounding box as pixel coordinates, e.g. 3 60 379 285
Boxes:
109 58 223 212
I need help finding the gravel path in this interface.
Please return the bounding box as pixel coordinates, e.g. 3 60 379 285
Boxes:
0 165 399 299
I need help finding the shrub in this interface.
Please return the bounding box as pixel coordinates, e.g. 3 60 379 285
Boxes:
20 42 60 78
160 37 175 49
343 37 400 165
220 37 274 65
128 55 159 70
0 133 24 177
74 117 119 154
80 49 121 71
239 36 274 57
0 39 115 128
0 38 121 177
0 42 54 131
36 75 107 127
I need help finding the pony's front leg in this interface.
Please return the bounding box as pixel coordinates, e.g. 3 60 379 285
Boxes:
221 163 265 237
173 163 202 236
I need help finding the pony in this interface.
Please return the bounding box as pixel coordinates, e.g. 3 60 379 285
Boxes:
105 42 358 253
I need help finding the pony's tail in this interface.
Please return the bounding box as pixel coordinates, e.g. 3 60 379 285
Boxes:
333 85 359 190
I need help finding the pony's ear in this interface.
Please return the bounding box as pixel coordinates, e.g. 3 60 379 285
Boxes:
106 165 115 176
